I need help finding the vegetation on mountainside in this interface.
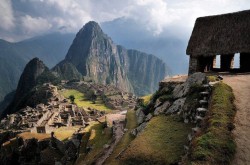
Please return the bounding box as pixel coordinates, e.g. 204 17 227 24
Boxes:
140 94 152 107
189 82 236 164
60 89 112 112
120 115 193 165
105 109 138 165
36 69 60 85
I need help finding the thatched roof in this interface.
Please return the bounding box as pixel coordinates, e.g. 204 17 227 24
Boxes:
186 10 250 56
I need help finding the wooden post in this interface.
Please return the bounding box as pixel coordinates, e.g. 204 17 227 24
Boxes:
220 54 234 71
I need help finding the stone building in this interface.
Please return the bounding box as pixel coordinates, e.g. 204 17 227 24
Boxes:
187 10 250 74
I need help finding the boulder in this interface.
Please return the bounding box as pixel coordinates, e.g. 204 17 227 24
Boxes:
144 113 153 122
136 108 145 125
130 122 147 136
172 72 206 99
154 99 162 108
166 98 186 114
154 101 171 116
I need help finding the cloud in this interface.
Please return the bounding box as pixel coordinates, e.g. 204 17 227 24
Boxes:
20 15 52 34
1 0 250 41
0 0 15 30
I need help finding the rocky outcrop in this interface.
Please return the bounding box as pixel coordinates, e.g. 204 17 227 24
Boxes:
131 73 208 136
53 21 168 96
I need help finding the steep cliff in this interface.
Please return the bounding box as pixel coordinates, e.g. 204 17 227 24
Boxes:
53 21 133 92
126 49 167 96
54 21 168 96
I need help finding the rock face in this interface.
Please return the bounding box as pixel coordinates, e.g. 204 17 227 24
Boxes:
15 58 47 100
126 50 167 96
53 21 168 96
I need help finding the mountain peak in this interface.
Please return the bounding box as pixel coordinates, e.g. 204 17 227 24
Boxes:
15 57 47 95
79 21 103 36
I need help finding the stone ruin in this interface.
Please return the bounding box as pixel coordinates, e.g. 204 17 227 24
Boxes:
0 102 104 134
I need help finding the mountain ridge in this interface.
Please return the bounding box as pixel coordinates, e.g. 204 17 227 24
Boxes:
54 21 168 95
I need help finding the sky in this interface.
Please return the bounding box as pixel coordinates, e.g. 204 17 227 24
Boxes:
1 0 250 42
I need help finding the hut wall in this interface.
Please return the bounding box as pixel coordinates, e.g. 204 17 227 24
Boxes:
220 54 234 71
188 56 199 74
188 55 216 74
240 53 250 71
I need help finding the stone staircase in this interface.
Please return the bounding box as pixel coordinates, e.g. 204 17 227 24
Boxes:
184 83 212 152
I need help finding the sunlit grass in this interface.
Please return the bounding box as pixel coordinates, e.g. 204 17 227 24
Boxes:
60 89 112 112
120 115 193 164
54 126 80 141
18 132 50 140
141 94 152 106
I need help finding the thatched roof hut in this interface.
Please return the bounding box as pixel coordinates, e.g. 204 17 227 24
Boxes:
187 10 250 56
186 10 250 74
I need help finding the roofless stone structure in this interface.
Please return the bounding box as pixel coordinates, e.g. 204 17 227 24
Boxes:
187 10 250 74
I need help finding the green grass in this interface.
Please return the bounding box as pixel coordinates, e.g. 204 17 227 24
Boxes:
190 82 236 164
120 115 193 165
207 76 218 82
75 122 113 165
60 89 112 112
105 110 138 165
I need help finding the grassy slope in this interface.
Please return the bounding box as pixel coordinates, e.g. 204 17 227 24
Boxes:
105 109 138 165
75 121 112 165
60 89 112 112
190 82 236 164
120 115 193 165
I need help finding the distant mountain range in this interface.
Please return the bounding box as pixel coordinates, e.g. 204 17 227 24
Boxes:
0 33 75 102
1 21 169 115
0 18 188 105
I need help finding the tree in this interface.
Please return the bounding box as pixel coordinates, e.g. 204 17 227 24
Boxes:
86 89 97 104
69 95 75 104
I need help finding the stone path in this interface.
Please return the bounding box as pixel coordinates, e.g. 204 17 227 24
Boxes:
94 121 124 165
223 74 250 165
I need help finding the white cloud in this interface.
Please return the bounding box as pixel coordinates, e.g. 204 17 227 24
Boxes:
1 0 250 41
20 15 52 34
0 0 15 30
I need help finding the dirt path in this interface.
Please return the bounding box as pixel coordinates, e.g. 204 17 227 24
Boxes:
223 74 250 165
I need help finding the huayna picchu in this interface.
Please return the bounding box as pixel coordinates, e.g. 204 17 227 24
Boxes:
53 21 168 96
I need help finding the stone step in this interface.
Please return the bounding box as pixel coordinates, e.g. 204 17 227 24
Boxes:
200 91 209 95
202 84 210 88
188 133 193 141
184 145 189 151
196 115 204 121
199 100 208 104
